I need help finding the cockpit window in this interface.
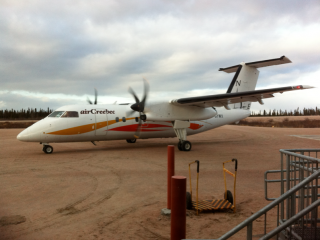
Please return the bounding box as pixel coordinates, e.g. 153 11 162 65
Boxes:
61 111 79 118
48 111 65 118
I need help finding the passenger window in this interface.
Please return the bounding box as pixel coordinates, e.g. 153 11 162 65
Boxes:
48 111 65 118
61 111 79 118
115 117 119 122
122 117 126 122
135 117 139 122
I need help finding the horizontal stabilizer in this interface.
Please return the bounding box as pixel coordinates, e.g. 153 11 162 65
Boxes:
219 56 292 73
171 85 314 109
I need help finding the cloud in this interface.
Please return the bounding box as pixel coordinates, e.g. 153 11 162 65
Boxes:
0 0 319 110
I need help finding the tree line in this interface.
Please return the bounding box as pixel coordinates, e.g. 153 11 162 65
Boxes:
250 107 320 117
0 106 319 120
0 108 53 120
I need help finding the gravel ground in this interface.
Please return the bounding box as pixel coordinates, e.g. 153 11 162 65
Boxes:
1 126 320 240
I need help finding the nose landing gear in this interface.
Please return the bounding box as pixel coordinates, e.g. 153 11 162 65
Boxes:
42 144 53 154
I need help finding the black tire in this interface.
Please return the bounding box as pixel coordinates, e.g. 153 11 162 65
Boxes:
43 145 53 154
178 141 183 151
186 192 192 210
126 139 136 143
225 190 233 204
182 141 192 151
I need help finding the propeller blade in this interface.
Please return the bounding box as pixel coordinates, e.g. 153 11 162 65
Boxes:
129 79 149 113
127 110 136 117
94 88 98 105
87 97 93 104
141 78 149 111
128 87 140 104
134 113 142 139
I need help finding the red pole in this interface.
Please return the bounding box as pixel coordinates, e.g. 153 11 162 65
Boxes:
171 176 186 240
167 145 175 209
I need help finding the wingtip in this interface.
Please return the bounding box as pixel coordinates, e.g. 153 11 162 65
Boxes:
293 85 315 90
302 85 315 89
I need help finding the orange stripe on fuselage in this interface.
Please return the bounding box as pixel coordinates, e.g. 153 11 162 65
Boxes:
47 117 136 135
47 122 97 135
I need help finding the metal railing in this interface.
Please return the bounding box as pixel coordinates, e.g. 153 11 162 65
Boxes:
186 149 320 240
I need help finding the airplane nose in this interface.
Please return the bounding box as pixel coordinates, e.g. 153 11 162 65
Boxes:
17 129 29 142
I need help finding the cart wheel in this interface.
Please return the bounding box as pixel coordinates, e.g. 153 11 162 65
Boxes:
186 192 192 210
225 190 233 204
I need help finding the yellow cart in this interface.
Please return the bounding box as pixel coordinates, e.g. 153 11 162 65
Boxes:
186 159 238 215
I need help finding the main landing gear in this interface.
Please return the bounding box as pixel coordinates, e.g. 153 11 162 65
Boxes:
126 139 137 143
178 140 192 151
42 144 53 154
173 120 192 152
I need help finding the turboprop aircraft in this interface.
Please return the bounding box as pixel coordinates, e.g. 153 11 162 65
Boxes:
17 56 314 154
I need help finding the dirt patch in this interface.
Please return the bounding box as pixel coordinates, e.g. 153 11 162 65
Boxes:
235 116 320 128
57 206 81 215
1 126 320 239
245 116 320 122
0 215 26 226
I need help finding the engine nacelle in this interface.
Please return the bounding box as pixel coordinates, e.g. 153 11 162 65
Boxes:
145 102 216 121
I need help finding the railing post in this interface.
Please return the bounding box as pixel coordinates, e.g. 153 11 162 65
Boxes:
247 222 252 240
299 161 305 213
280 153 284 221
167 145 175 209
171 176 186 240
286 154 290 220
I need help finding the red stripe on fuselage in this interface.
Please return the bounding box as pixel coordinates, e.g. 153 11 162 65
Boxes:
109 124 170 132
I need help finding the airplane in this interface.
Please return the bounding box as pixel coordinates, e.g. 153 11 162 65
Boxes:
17 56 314 154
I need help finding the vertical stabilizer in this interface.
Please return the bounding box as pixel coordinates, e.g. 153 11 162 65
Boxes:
227 64 259 109
219 56 292 110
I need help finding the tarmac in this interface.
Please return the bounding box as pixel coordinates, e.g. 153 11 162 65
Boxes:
1 125 320 240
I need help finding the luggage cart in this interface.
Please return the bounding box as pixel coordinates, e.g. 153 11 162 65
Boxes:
186 159 238 215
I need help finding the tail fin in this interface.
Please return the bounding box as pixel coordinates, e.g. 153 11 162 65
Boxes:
219 56 291 109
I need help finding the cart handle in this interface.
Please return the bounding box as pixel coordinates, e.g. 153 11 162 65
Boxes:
195 160 200 173
188 160 200 215
232 158 238 171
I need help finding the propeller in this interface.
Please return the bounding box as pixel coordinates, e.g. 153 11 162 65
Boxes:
87 88 98 105
128 78 149 139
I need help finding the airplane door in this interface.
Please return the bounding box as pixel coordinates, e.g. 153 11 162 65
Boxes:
95 109 108 136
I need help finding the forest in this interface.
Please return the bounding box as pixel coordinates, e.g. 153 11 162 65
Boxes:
251 107 319 117
0 108 53 120
0 107 319 120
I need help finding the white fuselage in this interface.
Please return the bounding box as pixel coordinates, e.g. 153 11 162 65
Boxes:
17 104 250 143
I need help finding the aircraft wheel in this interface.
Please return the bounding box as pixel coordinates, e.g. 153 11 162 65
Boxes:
178 141 183 151
182 141 192 151
126 139 136 143
186 191 192 210
43 145 53 154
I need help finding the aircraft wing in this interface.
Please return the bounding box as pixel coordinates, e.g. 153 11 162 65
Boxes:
170 85 314 109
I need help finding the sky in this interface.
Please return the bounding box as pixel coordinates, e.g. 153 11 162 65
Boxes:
1 0 320 113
